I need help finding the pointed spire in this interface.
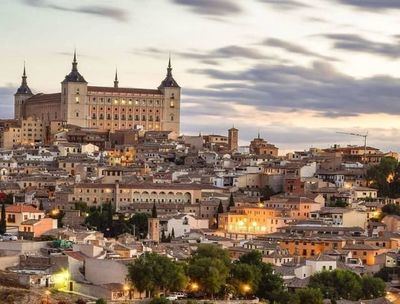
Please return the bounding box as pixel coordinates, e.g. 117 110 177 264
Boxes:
167 54 172 77
72 49 78 72
22 62 27 86
63 49 87 83
158 54 180 89
16 62 32 95
257 129 260 139
114 68 119 88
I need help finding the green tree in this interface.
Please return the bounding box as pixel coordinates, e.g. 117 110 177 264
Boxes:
295 288 323 304
171 228 175 239
39 201 44 211
128 213 149 238
227 193 234 211
367 156 398 197
260 185 274 200
236 250 285 302
328 199 348 208
95 299 107 304
0 203 6 234
152 203 158 218
361 276 386 299
382 204 400 216
230 262 261 296
188 244 231 297
127 252 187 296
309 269 362 301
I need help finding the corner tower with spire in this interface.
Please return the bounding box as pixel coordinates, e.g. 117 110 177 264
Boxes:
60 50 88 127
158 56 181 135
14 63 34 119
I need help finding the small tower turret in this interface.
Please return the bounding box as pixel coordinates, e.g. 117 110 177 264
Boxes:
159 56 181 136
60 50 88 127
14 63 33 119
114 69 119 88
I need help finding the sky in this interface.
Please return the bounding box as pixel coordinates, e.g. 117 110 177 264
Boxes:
1 0 400 153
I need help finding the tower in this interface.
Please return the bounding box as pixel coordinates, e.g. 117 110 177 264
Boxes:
147 203 160 243
158 56 181 135
14 63 33 119
228 126 239 152
60 50 88 127
114 69 119 88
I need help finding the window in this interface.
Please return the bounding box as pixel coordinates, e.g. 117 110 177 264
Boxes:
170 114 174 121
170 101 174 108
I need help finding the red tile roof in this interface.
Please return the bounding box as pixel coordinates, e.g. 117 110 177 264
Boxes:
88 86 162 95
25 93 61 104
6 204 43 213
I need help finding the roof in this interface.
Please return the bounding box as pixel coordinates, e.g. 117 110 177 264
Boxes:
6 204 43 213
25 93 61 105
64 251 86 261
88 86 162 95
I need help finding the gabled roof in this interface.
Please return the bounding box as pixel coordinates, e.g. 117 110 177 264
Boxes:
6 204 43 213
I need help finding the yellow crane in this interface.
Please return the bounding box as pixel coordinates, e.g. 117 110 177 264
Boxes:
336 131 368 165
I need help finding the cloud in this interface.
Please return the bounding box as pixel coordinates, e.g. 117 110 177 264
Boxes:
0 86 16 118
135 45 288 65
22 0 128 22
263 38 338 61
335 0 400 10
171 0 242 16
186 60 400 117
258 0 311 10
322 34 400 58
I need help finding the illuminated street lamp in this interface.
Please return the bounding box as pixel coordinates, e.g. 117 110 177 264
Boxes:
241 283 251 294
190 282 199 292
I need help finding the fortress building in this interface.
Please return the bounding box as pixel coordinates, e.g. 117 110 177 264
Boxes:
14 52 181 135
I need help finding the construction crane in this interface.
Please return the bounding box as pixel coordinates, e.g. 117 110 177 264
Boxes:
336 131 368 165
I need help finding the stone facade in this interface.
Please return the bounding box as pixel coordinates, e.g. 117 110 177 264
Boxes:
14 53 181 135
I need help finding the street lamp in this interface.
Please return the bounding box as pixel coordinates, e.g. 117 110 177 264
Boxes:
190 282 199 292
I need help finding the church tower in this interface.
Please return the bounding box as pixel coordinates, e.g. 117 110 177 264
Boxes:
158 57 180 136
14 63 33 119
228 126 239 152
147 203 160 243
60 51 88 127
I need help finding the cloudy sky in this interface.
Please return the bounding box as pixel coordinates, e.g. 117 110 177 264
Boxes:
1 0 400 153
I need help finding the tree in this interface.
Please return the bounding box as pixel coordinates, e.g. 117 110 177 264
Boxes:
367 157 398 197
152 203 158 218
361 276 386 299
328 199 348 208
127 252 187 296
309 269 363 301
39 201 44 211
217 201 224 214
227 193 234 211
95 299 107 304
230 263 261 296
382 204 400 216
0 203 6 235
238 250 263 265
260 185 274 200
75 299 87 304
128 213 149 238
295 288 323 304
161 230 167 242
188 244 231 297
171 228 175 239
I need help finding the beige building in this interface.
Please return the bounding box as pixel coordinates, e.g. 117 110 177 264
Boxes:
0 117 45 148
14 53 181 135
57 182 223 209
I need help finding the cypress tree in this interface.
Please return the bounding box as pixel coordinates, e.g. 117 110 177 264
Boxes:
227 193 235 211
0 203 6 235
151 202 157 218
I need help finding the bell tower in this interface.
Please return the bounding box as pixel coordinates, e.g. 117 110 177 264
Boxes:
60 51 88 127
158 56 181 135
14 63 33 119
147 203 160 243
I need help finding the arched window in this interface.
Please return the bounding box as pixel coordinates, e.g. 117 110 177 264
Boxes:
170 114 174 121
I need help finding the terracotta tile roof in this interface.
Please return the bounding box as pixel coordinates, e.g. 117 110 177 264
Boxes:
6 204 43 213
64 251 86 261
88 86 162 95
25 93 61 104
